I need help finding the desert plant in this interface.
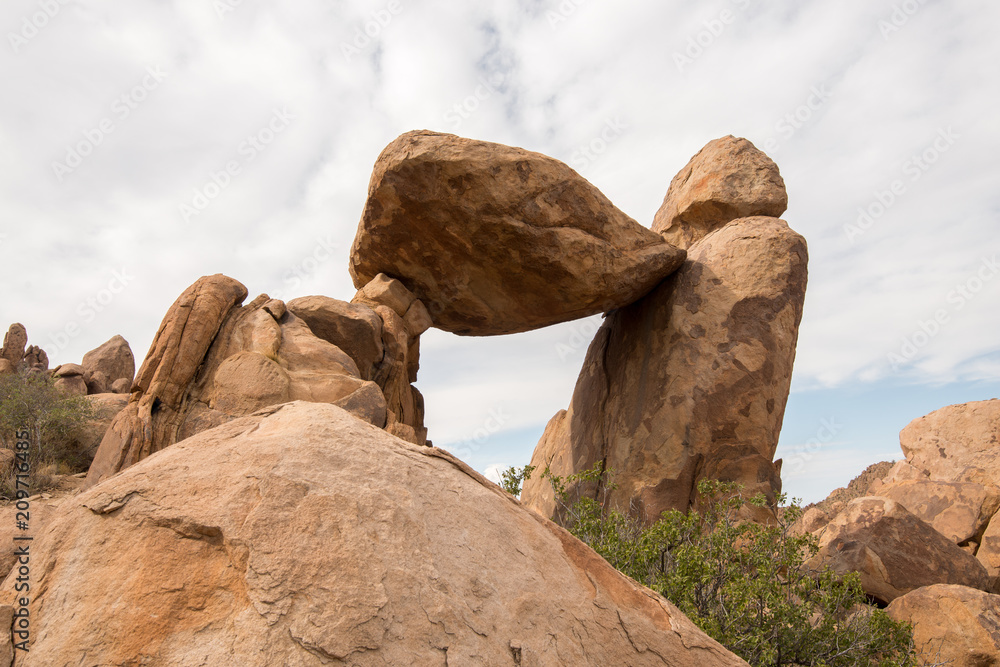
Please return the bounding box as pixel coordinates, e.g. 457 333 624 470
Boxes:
499 464 535 497
0 367 94 496
503 463 920 667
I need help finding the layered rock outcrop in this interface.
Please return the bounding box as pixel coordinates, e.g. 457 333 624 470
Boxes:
6 402 747 667
349 130 687 336
86 273 431 487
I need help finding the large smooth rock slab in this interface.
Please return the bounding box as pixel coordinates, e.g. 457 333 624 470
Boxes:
900 399 1000 486
806 497 991 604
5 402 746 667
522 217 807 523
349 130 687 336
652 136 787 249
887 584 1000 667
875 479 1000 544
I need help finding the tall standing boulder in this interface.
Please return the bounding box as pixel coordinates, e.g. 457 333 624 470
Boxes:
653 136 788 249
0 323 27 367
81 335 135 391
349 130 687 336
522 216 807 522
7 401 747 667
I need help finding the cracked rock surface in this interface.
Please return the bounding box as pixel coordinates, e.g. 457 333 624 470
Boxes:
3 401 745 666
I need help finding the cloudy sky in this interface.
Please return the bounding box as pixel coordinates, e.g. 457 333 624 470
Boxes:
2 0 998 503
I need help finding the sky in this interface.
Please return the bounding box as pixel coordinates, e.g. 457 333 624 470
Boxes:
1 0 998 504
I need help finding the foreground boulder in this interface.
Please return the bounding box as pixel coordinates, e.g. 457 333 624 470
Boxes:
805 497 990 604
6 402 745 666
652 136 788 249
887 584 1000 666
349 130 687 336
522 217 807 523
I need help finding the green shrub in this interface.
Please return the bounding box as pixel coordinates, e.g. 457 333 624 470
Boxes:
505 464 919 667
0 368 95 496
499 464 535 497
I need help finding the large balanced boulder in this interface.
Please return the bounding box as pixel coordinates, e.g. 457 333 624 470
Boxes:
886 584 1000 666
805 497 991 604
6 401 746 666
522 216 807 523
349 130 687 336
81 335 135 390
652 136 788 249
900 399 1000 486
876 479 999 544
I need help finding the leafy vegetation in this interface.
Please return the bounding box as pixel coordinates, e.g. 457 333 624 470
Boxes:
504 463 920 667
0 367 94 496
499 464 535 497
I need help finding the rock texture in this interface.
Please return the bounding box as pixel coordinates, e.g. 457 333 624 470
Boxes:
0 324 27 367
349 130 687 336
7 402 746 667
806 497 991 604
900 399 1000 487
81 335 135 390
877 479 999 544
76 393 130 462
886 584 1000 666
522 217 807 523
87 274 432 487
653 136 787 249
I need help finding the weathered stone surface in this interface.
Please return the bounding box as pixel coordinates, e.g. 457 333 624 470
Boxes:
886 584 1000 666
522 217 807 523
0 359 13 376
0 496 62 578
54 375 87 397
0 323 27 366
287 295 384 381
76 393 129 461
351 272 416 318
86 274 249 487
84 369 109 395
900 400 1000 486
7 402 746 667
789 507 831 537
349 130 687 336
22 345 47 371
876 479 1000 544
977 514 1000 588
81 334 135 387
806 497 991 604
53 363 84 377
110 377 131 394
210 351 291 416
652 136 787 249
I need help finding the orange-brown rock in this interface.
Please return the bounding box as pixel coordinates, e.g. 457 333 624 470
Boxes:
76 393 129 461
876 479 1000 544
0 324 26 366
349 130 687 336
886 584 1000 666
900 399 1000 486
81 334 135 389
806 497 991 604
286 295 384 381
6 402 747 667
522 217 807 523
652 136 787 249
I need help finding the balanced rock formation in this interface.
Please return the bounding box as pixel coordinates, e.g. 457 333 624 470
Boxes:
522 216 807 523
52 363 87 396
6 401 746 667
887 584 1000 666
349 130 687 336
805 497 990 604
87 274 432 487
653 136 788 249
81 335 135 392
